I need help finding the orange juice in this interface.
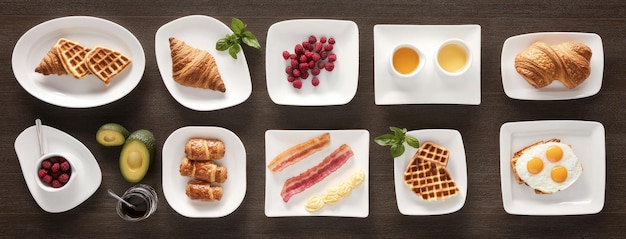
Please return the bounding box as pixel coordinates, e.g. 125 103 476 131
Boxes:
437 43 468 73
392 47 420 75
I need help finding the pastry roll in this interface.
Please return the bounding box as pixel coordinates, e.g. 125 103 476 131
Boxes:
169 37 226 92
185 181 223 201
184 138 225 161
179 157 228 183
35 45 68 76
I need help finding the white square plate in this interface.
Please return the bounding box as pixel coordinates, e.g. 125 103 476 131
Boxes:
499 120 605 215
155 15 252 111
374 25 481 105
162 126 246 218
265 130 369 217
393 129 467 215
265 19 359 106
501 32 604 100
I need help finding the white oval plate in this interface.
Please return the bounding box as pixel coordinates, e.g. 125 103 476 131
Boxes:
14 124 102 213
162 126 246 218
12 16 145 108
501 32 604 100
155 15 252 111
393 129 467 215
265 19 359 106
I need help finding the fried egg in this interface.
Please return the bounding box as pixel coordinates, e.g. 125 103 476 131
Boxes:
514 142 583 193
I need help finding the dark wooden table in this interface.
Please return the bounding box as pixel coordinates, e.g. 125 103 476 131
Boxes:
2 1 626 237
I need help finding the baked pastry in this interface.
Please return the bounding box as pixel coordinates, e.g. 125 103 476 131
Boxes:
84 46 132 85
169 37 226 92
403 142 459 201
184 138 225 161
514 41 592 89
179 157 228 183
56 38 91 79
185 180 223 201
34 45 67 76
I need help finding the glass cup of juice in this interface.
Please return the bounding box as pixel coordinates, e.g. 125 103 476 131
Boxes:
116 184 158 222
390 43 424 78
436 39 471 76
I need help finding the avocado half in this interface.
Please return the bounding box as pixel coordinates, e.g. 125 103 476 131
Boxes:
96 123 130 146
119 129 156 183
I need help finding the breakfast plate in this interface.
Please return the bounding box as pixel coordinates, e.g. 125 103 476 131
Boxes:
155 15 252 111
265 130 369 217
265 19 359 106
12 16 145 108
162 126 246 218
393 129 467 215
14 124 102 213
501 32 604 100
374 25 481 105
499 120 605 215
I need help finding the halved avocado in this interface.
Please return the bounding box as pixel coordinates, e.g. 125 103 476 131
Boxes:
119 129 156 183
96 123 130 146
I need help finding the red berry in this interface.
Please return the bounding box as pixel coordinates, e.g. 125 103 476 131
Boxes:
43 175 53 184
311 68 321 76
324 44 334 52
286 66 293 74
308 60 316 69
59 157 66 163
299 55 308 63
41 160 51 169
328 37 336 44
38 169 48 179
300 71 309 79
49 157 60 163
325 62 335 71
295 44 304 54
328 53 337 62
282 51 290 60
302 42 311 51
51 163 60 173
58 173 70 183
287 76 296 82
289 53 297 59
292 79 303 89
291 59 299 67
51 180 62 188
317 61 326 69
308 35 317 44
320 36 327 43
312 53 321 62
51 170 61 178
314 42 323 52
299 63 309 71
304 51 313 60
60 161 70 172
312 77 320 86
292 69 301 77
320 51 328 60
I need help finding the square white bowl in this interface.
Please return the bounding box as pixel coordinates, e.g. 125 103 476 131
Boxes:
265 19 359 106
499 120 605 215
374 25 481 105
265 130 369 217
393 129 467 215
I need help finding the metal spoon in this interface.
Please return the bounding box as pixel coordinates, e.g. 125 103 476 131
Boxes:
107 189 136 209
35 119 44 157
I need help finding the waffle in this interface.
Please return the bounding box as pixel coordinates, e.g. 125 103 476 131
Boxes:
403 142 459 201
55 38 91 79
84 46 132 85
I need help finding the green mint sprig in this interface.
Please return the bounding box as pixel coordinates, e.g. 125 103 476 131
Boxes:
375 127 420 158
216 18 261 59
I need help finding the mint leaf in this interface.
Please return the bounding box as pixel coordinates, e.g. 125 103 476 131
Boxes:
228 44 240 59
216 38 230 51
376 127 420 159
216 18 261 59
231 18 245 35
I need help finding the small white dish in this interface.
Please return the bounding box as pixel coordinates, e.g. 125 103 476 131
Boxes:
14 124 102 213
501 32 604 100
162 126 247 218
374 24 481 105
436 39 472 76
265 130 369 217
393 129 467 215
265 19 359 106
155 15 252 111
499 120 605 215
35 152 77 192
390 43 425 78
12 16 145 108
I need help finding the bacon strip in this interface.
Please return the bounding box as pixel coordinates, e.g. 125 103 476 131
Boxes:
280 144 353 202
267 133 330 173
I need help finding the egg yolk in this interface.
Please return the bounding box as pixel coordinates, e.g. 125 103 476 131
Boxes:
526 157 544 174
546 146 563 162
551 166 568 183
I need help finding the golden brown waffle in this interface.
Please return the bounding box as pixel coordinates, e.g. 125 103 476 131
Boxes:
403 142 459 201
55 38 91 79
85 46 132 85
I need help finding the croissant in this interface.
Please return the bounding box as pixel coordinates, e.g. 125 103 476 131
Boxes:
514 41 592 89
185 180 223 201
34 45 68 76
184 138 225 161
169 37 226 92
179 157 228 183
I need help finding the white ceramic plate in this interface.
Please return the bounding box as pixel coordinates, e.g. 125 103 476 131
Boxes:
265 130 369 217
162 126 246 218
155 15 252 111
14 124 102 213
393 129 467 215
12 16 145 108
374 25 481 105
501 32 604 100
265 19 359 106
499 120 605 215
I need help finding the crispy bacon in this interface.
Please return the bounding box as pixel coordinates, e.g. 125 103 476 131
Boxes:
280 144 353 202
267 133 330 173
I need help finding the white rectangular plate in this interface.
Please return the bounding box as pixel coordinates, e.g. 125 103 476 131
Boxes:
501 32 603 100
374 25 481 105
394 129 467 215
265 130 369 217
499 120 605 215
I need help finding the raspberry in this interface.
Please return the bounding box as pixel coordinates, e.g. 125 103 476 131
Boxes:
43 175 53 184
289 53 297 59
58 173 70 183
314 42 323 52
317 61 326 69
60 161 70 172
41 160 51 169
320 51 328 60
299 63 309 71
312 77 320 86
324 44 334 52
311 68 321 76
308 35 317 44
282 51 290 60
300 71 309 79
312 53 321 62
51 163 60 173
292 79 303 89
38 169 48 179
288 76 296 82
291 59 299 67
59 157 66 163
304 51 313 60
292 69 301 77
320 36 327 43
328 53 337 62
328 37 336 44
302 42 311 51
325 62 335 71
308 60 316 69
299 55 308 63
49 157 60 163
51 170 61 178
51 180 62 188
294 44 304 54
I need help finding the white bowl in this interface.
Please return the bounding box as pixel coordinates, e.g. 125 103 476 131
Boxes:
435 39 472 76
389 43 425 78
35 152 77 192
